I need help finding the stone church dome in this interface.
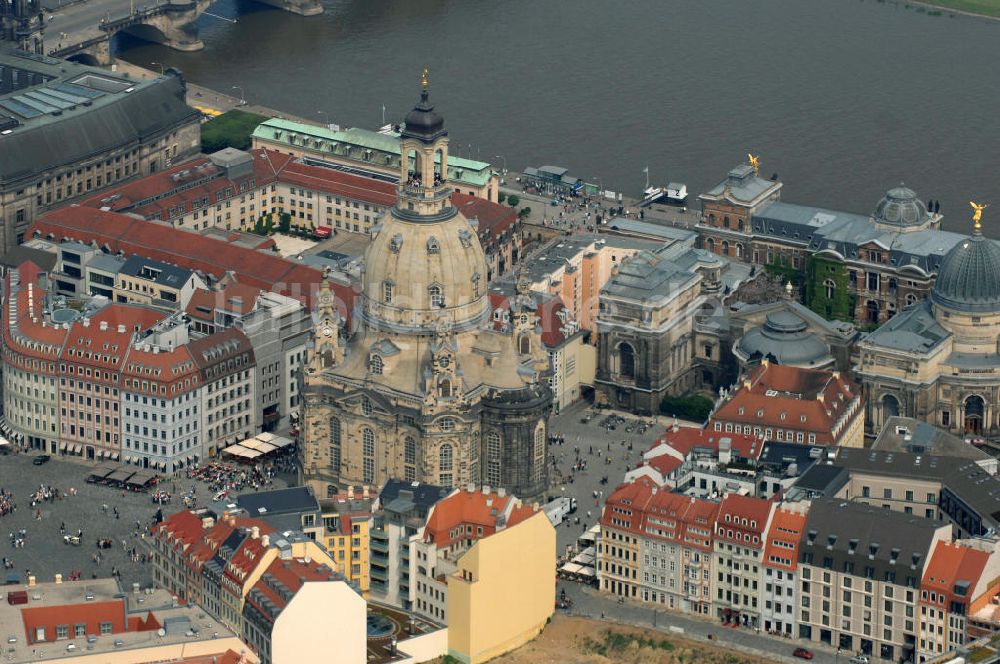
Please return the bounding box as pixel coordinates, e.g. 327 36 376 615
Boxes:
931 230 1000 314
361 210 490 332
402 89 446 143
872 186 930 228
736 311 832 368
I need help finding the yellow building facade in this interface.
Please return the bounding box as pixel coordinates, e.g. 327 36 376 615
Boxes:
320 495 373 595
446 511 556 664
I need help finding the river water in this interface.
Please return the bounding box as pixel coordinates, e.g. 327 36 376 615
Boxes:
119 0 999 234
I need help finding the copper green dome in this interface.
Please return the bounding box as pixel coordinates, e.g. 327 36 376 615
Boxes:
872 186 931 228
931 230 1000 314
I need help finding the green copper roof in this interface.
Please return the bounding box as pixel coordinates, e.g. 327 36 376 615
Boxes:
252 118 493 187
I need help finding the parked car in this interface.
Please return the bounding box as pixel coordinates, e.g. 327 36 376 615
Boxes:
849 656 870 664
32 455 51 466
793 648 814 660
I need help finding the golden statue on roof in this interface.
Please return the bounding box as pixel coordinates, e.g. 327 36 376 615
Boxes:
748 153 760 174
971 201 988 231
421 67 429 90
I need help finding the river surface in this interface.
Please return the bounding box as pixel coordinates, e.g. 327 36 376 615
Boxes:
118 0 999 234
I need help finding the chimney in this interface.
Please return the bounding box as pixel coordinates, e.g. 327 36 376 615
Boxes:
117 324 126 333
251 526 260 540
28 575 36 587
498 487 506 498
99 321 108 331
82 318 90 327
532 502 539 512
261 534 270 547
202 517 215 529
482 485 491 495
55 574 62 584
227 515 237 526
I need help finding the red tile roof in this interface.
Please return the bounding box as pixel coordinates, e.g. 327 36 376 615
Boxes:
601 481 720 552
922 541 991 608
278 158 397 207
185 282 262 322
714 494 774 548
423 488 536 549
452 193 517 246
762 507 807 571
2 262 69 367
709 362 862 446
27 206 356 321
21 601 126 644
244 557 339 624
651 427 765 461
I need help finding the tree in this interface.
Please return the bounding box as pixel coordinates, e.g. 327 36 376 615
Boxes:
200 110 268 152
278 212 291 234
506 194 520 208
518 206 532 219
659 394 714 422
498 192 507 204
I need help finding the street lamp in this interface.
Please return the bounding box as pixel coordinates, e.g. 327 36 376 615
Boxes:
231 85 246 106
150 61 164 75
494 155 507 174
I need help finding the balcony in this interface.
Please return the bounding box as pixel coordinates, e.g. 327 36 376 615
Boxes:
371 539 389 554
370 567 388 582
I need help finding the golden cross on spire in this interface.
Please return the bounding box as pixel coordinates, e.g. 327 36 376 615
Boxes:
971 201 988 232
421 67 429 90
747 153 760 174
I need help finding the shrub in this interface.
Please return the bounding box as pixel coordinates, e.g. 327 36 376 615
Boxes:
507 194 520 208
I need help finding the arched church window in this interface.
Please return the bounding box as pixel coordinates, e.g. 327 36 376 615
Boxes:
329 417 341 471
706 238 715 253
439 443 453 471
518 334 530 355
429 285 444 308
439 377 452 398
439 417 455 432
362 428 375 484
363 428 375 455
369 354 384 375
471 272 481 297
824 279 836 300
383 281 393 304
906 293 917 307
404 437 416 465
486 432 501 487
619 342 636 379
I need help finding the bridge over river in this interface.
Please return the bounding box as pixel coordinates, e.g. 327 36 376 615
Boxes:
41 0 321 64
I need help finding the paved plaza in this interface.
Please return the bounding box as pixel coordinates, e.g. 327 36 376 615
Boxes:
0 452 289 592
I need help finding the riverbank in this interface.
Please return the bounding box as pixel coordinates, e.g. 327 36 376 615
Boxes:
909 0 1000 20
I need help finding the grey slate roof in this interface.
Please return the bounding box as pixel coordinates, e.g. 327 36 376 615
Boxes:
0 50 200 186
800 498 944 586
700 164 780 205
874 416 994 462
119 254 193 287
604 218 697 244
790 464 849 497
601 250 700 301
378 479 450 514
861 300 948 354
751 200 970 275
86 253 126 274
0 244 56 271
520 233 661 284
237 486 319 517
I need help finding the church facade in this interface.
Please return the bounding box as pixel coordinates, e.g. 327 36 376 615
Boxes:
300 80 552 500
858 215 1000 439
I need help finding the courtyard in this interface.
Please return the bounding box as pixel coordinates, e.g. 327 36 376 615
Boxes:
0 452 290 592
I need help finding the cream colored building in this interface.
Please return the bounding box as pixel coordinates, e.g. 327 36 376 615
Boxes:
267 581 366 664
859 220 1000 439
301 84 552 501
447 510 556 664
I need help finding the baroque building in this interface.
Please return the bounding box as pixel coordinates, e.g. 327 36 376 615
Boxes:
858 215 1000 437
300 80 552 500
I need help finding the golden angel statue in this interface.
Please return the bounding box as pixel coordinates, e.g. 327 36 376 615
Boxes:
748 153 760 174
971 201 988 230
421 67 429 89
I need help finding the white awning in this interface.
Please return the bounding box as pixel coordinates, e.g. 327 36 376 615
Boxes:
73 444 83 454
110 452 120 461
59 442 68 452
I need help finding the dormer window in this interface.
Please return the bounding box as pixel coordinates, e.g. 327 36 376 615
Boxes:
383 280 394 304
369 354 384 375
427 237 440 254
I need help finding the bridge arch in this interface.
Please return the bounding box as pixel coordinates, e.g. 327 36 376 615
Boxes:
66 53 103 67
